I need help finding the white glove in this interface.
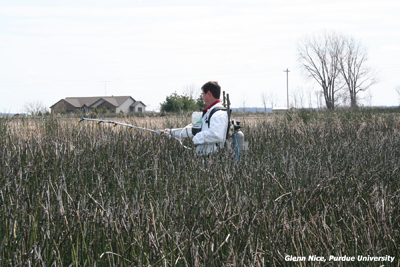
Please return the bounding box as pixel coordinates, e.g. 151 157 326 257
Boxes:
163 129 172 138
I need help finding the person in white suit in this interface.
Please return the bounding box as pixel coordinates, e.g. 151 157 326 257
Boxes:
166 81 229 154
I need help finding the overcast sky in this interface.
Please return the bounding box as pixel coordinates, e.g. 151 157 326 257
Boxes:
1 0 399 112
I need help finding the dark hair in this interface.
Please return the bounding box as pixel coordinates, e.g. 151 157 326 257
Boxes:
201 81 221 99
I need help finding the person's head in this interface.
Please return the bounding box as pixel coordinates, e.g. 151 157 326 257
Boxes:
201 81 221 106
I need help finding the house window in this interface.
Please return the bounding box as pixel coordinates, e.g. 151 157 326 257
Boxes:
138 107 142 113
130 107 135 112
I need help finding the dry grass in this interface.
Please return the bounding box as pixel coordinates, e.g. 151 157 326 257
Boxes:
1 109 399 266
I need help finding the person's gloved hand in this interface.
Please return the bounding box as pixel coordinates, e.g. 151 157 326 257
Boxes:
162 129 172 138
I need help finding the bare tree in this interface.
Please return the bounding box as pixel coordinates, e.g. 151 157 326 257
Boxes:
340 36 378 108
291 88 307 109
315 90 324 110
294 87 305 108
298 30 345 109
395 85 400 105
306 88 314 108
182 83 198 100
268 92 278 108
290 92 297 108
24 100 47 115
241 93 247 112
261 91 268 113
335 89 350 107
365 90 373 107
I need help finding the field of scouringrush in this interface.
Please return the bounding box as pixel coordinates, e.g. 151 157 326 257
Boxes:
1 109 399 266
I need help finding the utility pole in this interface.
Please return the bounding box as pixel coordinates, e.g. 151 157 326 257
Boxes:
283 69 290 109
101 81 111 96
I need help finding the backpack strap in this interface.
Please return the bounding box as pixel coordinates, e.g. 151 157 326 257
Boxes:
205 106 230 139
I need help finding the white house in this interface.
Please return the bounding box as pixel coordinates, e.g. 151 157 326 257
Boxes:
50 96 146 114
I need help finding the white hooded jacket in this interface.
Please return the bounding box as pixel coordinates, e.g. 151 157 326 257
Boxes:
168 102 229 154
193 102 228 152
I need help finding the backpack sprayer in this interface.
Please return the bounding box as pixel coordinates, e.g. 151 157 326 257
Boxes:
78 91 248 158
222 92 249 159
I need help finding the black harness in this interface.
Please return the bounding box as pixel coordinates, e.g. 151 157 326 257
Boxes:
203 106 230 139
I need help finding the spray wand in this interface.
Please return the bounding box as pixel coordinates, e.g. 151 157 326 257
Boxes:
78 118 163 135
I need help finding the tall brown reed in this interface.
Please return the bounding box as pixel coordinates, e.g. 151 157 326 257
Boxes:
0 109 399 266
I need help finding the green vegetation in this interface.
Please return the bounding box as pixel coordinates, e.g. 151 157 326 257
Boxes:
0 109 399 266
160 92 205 112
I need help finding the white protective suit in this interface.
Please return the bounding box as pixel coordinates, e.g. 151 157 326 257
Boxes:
168 102 229 154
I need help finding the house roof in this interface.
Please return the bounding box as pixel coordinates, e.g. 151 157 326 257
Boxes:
95 96 135 107
64 97 100 107
131 101 147 107
51 96 138 108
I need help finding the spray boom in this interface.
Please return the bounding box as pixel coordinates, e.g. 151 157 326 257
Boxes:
78 118 162 135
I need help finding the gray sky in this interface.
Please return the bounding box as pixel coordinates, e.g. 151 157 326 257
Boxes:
1 0 399 112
